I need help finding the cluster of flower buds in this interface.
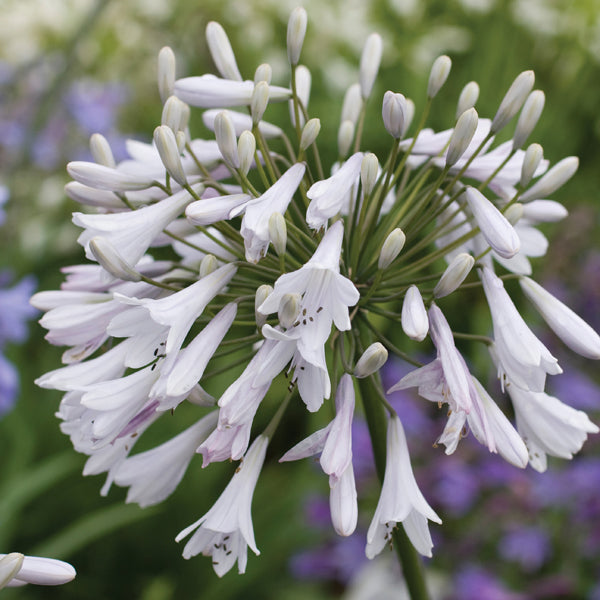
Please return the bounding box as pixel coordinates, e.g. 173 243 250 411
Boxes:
32 7 599 576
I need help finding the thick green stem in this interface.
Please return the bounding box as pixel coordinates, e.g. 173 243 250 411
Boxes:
357 369 430 600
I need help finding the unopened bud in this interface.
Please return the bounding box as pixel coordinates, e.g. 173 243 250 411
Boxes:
338 120 355 157
175 130 187 153
341 83 362 125
382 91 407 139
354 342 388 378
402 285 429 341
254 63 272 84
153 125 187 186
287 7 308 66
255 284 273 328
200 254 218 277
157 46 176 103
161 95 189 133
513 90 545 150
89 236 141 281
251 81 270 125
238 130 256 176
427 55 451 99
300 118 321 150
90 133 115 168
0 553 24 588
446 107 478 167
456 81 479 120
434 253 475 298
504 203 523 225
268 212 287 256
278 292 301 329
206 21 242 81
404 98 415 134
359 33 383 99
290 65 311 127
378 228 406 269
214 111 240 169
520 143 544 187
520 156 578 202
491 70 535 134
361 153 379 196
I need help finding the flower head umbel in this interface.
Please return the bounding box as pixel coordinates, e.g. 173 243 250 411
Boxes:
33 8 599 579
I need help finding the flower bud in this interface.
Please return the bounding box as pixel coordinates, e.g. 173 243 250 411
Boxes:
434 253 475 298
446 107 478 167
287 7 308 66
300 118 321 151
200 254 218 277
161 95 189 133
255 284 273 328
153 125 187 186
251 81 270 125
402 285 429 341
0 553 24 588
206 21 242 81
427 55 451 99
378 228 406 269
89 236 141 281
520 156 578 202
504 203 523 225
404 98 415 134
338 120 355 157
254 63 272 84
491 70 535 134
341 83 362 125
361 153 379 197
175 130 187 153
237 130 256 176
157 46 176 103
382 91 407 139
520 143 544 187
354 342 388 378
359 33 383 99
512 90 545 150
268 212 287 256
456 81 479 120
90 133 115 168
214 110 240 169
279 293 302 329
290 65 311 127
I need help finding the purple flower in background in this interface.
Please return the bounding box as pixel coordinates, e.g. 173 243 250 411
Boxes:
450 566 526 600
0 354 18 417
550 367 600 410
498 526 551 571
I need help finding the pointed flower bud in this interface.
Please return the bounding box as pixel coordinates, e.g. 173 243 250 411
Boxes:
0 553 24 588
354 342 388 378
158 46 176 103
504 203 523 225
512 90 545 150
382 91 407 139
520 277 600 359
206 21 242 81
404 98 415 133
67 161 154 192
255 284 273 328
153 125 187 186
520 143 544 187
278 292 302 329
446 107 478 167
254 63 272 84
378 228 406 269
520 156 578 202
402 285 429 341
427 55 451 99
287 7 308 66
361 152 379 197
338 120 355 157
237 130 256 176
434 253 475 298
214 111 240 169
491 70 535 133
89 236 141 281
251 81 270 125
359 33 383 99
200 254 218 278
341 83 362 125
456 81 479 120
289 65 311 127
268 212 287 256
300 118 321 151
161 95 190 133
90 133 115 167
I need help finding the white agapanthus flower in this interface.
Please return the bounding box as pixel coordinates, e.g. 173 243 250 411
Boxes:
34 8 599 580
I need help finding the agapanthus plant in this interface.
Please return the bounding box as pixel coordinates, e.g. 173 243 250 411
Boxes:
32 8 600 598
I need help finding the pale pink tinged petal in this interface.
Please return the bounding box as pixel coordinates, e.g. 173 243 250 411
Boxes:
279 425 331 462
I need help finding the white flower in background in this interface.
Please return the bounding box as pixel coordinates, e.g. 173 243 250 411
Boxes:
33 8 599 576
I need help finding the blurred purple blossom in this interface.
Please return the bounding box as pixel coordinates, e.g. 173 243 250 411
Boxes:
498 526 551 572
449 566 526 600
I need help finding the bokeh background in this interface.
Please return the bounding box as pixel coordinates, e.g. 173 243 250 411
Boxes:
0 0 599 598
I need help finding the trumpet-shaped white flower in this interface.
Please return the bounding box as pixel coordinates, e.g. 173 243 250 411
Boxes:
366 415 441 559
176 435 268 576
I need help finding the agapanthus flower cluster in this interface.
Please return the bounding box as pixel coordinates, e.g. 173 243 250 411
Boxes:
32 8 600 576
